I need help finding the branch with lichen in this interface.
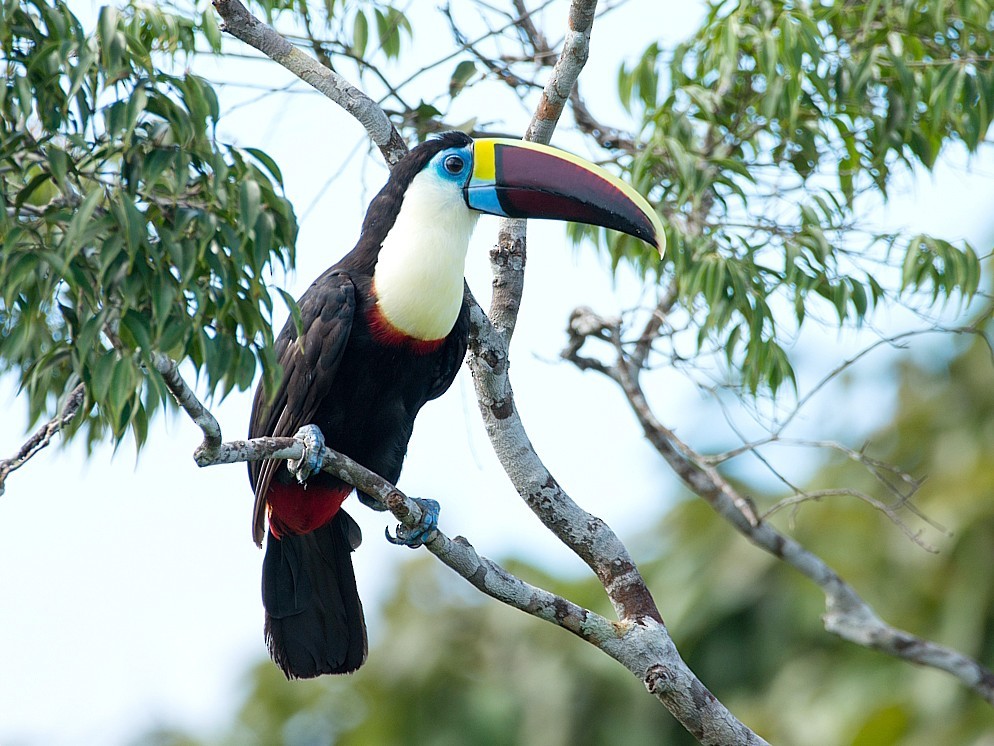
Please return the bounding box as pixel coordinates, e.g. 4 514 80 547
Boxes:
202 2 771 741
151 348 769 745
561 304 994 706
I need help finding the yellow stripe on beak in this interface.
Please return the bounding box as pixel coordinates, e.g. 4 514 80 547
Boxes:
472 139 497 182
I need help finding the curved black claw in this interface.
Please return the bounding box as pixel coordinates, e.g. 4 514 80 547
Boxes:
288 424 325 484
385 498 440 549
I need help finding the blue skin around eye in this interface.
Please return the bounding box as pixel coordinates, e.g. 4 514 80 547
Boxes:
432 145 472 182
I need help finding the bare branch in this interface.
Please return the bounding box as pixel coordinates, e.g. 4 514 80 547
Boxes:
211 0 408 167
150 343 769 744
202 2 772 737
631 281 680 369
298 2 335 72
443 5 541 91
562 305 994 706
0 383 85 497
487 0 599 340
761 488 938 552
151 353 222 458
469 297 662 623
465 2 774 737
773 324 989 435
510 0 557 64
569 88 638 153
390 0 560 95
523 0 594 143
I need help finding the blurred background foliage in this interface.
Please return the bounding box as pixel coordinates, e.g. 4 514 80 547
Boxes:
140 310 994 744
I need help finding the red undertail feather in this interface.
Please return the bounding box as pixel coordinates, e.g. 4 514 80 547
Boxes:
267 482 351 538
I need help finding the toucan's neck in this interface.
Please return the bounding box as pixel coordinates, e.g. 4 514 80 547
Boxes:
372 170 479 341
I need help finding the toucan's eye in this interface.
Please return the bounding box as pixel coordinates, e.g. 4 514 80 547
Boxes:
443 154 465 175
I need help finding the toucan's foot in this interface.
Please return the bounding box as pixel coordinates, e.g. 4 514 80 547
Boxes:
385 498 440 548
288 424 326 483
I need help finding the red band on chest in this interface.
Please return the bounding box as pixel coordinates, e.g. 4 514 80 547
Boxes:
365 303 446 355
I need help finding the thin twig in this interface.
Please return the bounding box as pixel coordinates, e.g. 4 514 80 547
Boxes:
211 0 408 167
0 383 85 497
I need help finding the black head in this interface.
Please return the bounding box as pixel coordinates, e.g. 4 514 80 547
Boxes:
357 132 474 246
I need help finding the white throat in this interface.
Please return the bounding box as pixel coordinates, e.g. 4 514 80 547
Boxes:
373 169 479 340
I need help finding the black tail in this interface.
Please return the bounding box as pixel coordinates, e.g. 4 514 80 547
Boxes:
262 510 368 678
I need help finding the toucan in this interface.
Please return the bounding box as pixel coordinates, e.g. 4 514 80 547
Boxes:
248 131 664 679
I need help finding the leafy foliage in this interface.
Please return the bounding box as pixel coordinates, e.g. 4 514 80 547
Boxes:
3 0 990 441
2 1 993 742
0 0 297 447
581 0 992 393
248 0 414 64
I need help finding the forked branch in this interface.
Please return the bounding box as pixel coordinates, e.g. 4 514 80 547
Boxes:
562 305 994 706
152 350 769 745
202 2 771 740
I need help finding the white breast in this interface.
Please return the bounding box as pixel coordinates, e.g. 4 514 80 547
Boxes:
373 169 480 341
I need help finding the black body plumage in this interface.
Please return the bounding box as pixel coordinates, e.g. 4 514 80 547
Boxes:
247 132 474 678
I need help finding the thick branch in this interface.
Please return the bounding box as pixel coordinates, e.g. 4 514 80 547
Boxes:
211 0 408 167
522 0 594 144
464 1 773 739
487 0 598 340
152 346 767 745
198 3 769 738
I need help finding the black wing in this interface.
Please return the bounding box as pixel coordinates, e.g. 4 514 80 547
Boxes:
248 270 356 545
425 290 471 403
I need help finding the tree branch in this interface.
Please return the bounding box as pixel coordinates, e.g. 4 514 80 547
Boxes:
205 3 772 739
510 0 558 65
562 305 994 706
463 2 773 739
0 383 85 497
485 0 599 340
211 0 408 167
151 350 769 744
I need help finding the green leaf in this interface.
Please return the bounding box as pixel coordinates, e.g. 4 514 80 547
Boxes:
239 179 261 233
98 6 121 71
61 188 103 257
121 309 153 352
449 60 477 99
46 145 69 190
201 8 222 53
244 147 284 187
277 287 304 339
352 10 368 58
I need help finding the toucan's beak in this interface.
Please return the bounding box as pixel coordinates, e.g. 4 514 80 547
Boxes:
465 138 665 255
